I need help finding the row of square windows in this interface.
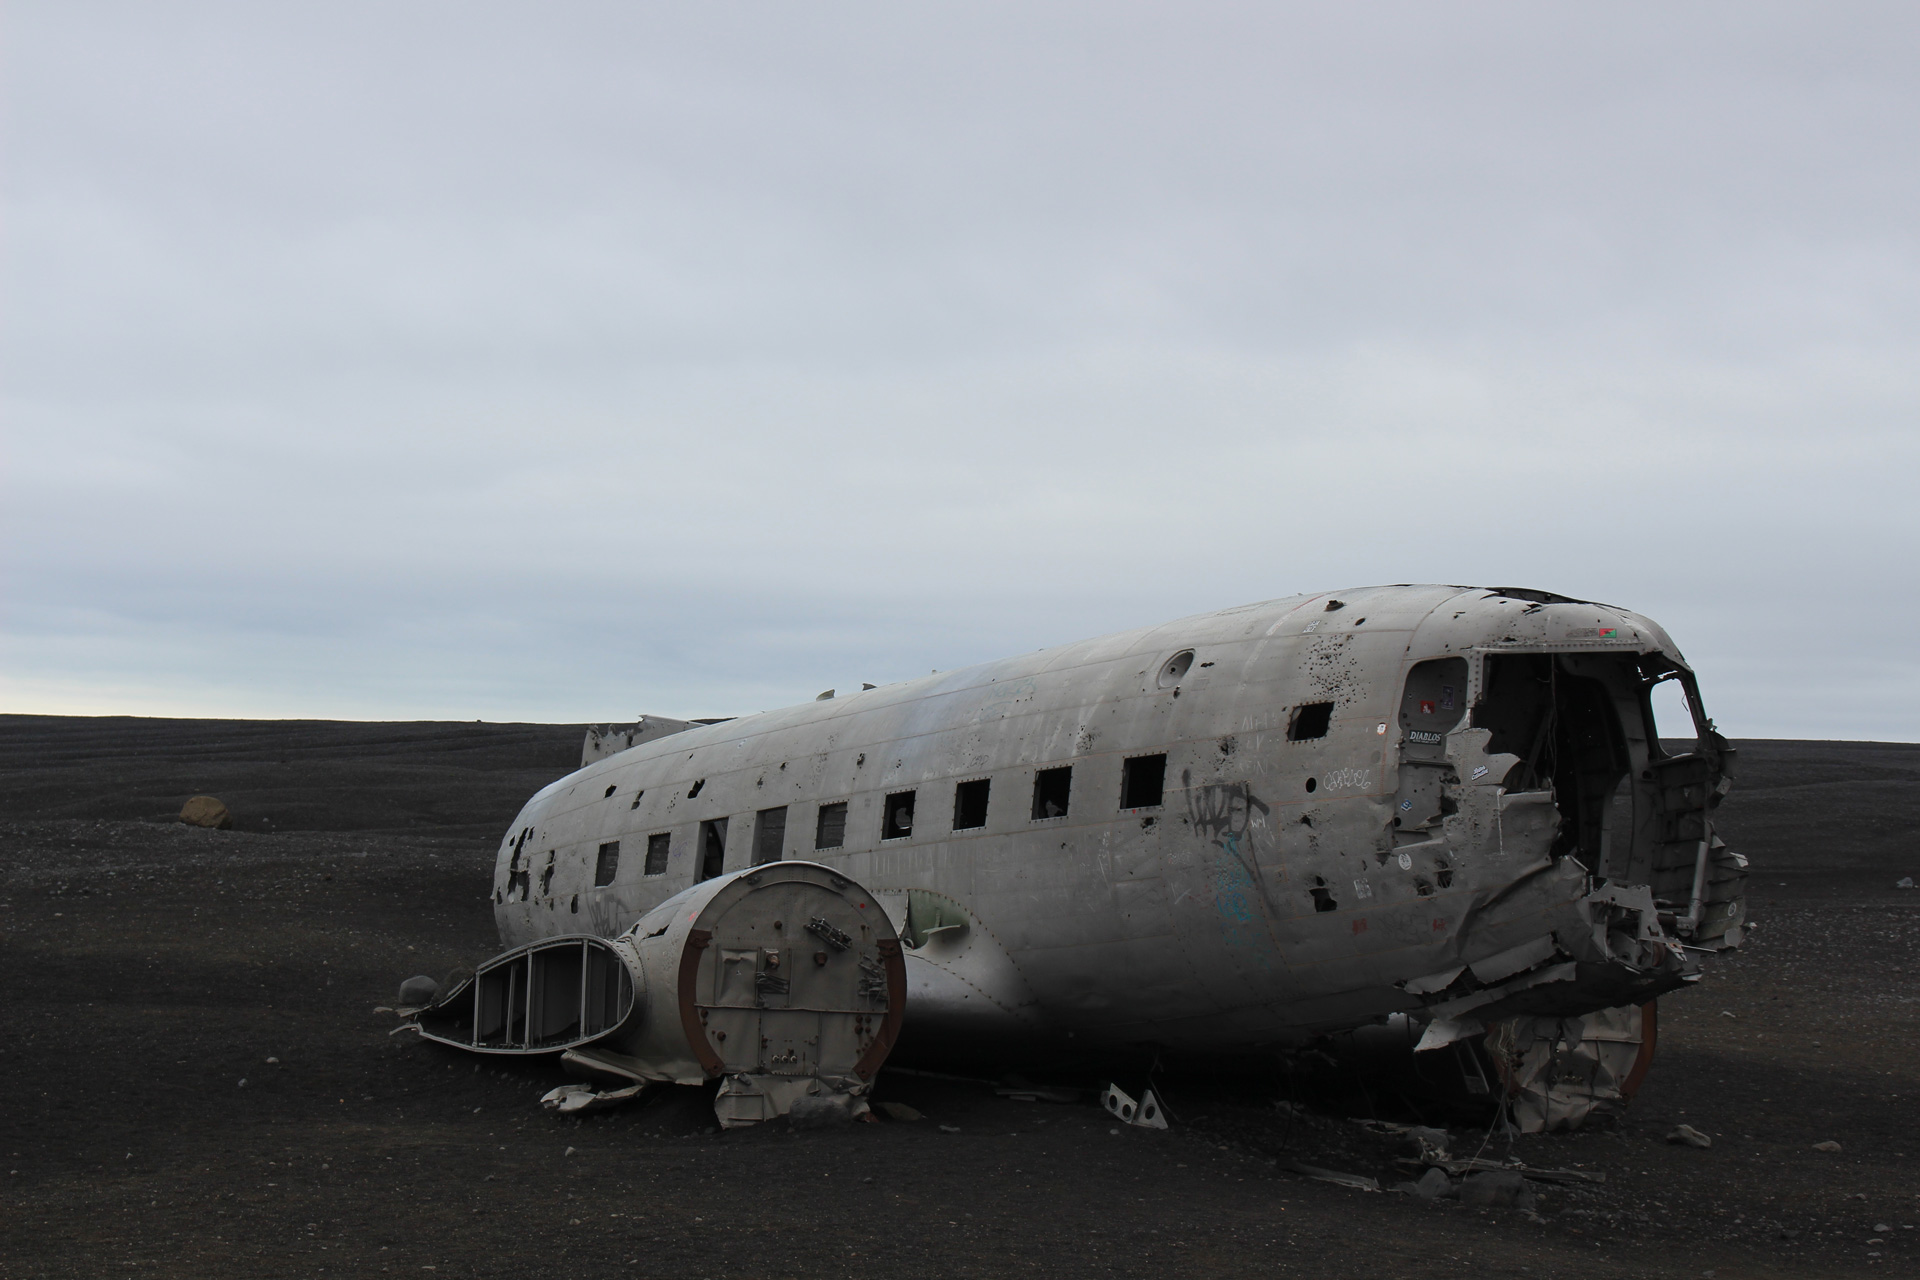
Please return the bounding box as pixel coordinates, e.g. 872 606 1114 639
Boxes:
589 752 1170 886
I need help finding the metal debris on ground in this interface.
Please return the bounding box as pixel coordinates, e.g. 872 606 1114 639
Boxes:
1282 1159 1381 1192
1666 1123 1713 1149
1358 1120 1606 1186
994 1083 1082 1104
1100 1084 1169 1129
540 1083 648 1115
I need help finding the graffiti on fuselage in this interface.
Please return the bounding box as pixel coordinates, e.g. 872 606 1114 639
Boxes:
1183 771 1278 957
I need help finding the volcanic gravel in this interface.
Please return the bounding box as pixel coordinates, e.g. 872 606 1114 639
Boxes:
1 717 1915 1279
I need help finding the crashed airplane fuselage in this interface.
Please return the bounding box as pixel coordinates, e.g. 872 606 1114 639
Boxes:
419 585 1746 1126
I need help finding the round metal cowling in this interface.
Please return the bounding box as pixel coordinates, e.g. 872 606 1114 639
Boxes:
605 861 905 1088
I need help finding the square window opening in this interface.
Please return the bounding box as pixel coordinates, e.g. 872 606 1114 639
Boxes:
1288 701 1334 741
952 778 991 830
593 841 620 887
643 832 670 876
753 806 788 866
883 790 917 840
1031 766 1073 820
1120 754 1166 809
814 802 848 851
698 818 728 882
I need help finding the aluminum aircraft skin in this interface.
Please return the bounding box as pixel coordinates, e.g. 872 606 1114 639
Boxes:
485 585 1746 1086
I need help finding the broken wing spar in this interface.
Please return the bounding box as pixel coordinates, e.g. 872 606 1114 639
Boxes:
411 584 1745 1129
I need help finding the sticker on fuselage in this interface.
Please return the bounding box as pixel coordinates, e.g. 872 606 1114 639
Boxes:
1407 729 1444 745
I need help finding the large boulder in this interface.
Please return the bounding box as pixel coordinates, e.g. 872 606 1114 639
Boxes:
179 796 233 829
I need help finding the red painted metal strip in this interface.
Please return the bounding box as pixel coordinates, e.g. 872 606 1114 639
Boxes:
852 937 908 1080
677 928 725 1078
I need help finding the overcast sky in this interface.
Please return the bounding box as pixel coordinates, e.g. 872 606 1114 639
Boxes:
4 2 1917 739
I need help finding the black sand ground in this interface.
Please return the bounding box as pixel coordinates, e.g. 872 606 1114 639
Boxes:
1 717 1915 1279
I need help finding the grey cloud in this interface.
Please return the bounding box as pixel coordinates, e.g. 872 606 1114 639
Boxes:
4 1 1917 737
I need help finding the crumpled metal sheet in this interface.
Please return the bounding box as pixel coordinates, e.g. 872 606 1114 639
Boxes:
1486 1003 1651 1132
712 1072 871 1129
540 1082 648 1114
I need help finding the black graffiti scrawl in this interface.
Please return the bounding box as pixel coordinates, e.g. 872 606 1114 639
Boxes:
1183 770 1279 956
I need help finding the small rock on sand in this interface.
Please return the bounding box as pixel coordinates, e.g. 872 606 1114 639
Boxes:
1812 1140 1843 1153
397 975 440 1006
876 1102 923 1122
179 796 232 829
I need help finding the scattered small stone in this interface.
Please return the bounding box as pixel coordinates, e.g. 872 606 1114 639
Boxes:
1410 1166 1453 1200
565 1147 576 1156
1896 877 1915 890
939 1124 961 1134
1813 1140 1843 1153
1667 1124 1713 1149
237 1079 247 1088
265 1057 279 1065
1875 1223 1891 1233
